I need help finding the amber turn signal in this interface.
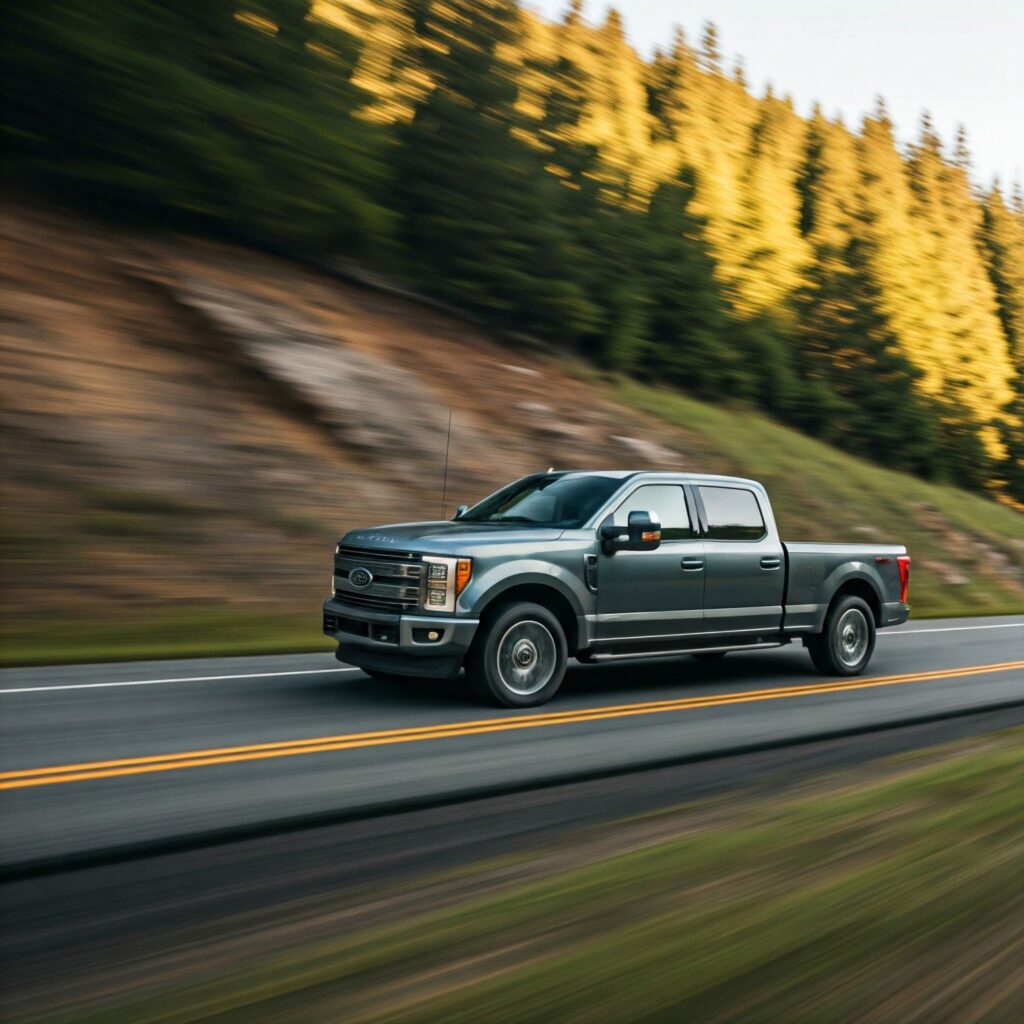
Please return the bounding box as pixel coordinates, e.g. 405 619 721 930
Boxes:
455 558 473 596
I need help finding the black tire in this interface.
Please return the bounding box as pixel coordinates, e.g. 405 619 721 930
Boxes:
691 651 727 661
806 595 876 676
466 601 568 707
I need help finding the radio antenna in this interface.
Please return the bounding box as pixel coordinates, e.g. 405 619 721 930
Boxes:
440 409 453 519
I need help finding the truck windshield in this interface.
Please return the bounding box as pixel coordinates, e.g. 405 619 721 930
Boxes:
458 473 622 528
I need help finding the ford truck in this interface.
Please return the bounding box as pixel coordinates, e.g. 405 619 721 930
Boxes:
322 471 910 706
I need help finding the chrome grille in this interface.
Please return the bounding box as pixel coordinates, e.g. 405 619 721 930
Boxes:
334 546 422 611
334 591 414 613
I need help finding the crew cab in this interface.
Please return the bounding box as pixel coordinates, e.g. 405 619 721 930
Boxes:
323 471 910 706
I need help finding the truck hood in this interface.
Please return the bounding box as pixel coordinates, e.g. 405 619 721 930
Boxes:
341 520 565 554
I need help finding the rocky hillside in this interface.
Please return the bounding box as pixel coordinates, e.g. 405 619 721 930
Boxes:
2 207 1022 663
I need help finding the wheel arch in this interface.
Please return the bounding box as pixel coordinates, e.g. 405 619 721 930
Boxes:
826 576 883 627
473 580 582 654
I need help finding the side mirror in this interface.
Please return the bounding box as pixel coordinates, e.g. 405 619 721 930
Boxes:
455 504 469 519
627 510 661 549
600 511 661 553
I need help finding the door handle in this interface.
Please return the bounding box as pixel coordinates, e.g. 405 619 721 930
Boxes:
681 558 704 571
760 557 782 570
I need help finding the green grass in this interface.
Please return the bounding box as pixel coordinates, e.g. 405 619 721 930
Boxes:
0 606 331 667
611 378 1024 619
55 728 1024 1023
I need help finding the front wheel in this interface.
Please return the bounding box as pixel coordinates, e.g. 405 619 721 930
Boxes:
806 595 876 676
466 601 568 707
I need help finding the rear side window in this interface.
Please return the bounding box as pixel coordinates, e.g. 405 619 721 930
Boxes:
699 486 765 541
612 485 694 541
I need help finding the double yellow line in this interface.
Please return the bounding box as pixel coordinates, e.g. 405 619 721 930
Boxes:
2 660 1021 791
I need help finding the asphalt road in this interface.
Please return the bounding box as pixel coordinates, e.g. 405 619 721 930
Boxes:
1 615 1022 869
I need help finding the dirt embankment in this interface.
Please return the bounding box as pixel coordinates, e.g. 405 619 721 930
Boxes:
0 206 713 641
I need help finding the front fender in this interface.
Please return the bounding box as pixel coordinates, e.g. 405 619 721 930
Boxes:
458 559 591 621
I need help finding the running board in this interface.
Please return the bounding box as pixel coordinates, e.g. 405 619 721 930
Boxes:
586 641 786 662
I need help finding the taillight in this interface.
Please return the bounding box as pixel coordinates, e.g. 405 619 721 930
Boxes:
897 555 911 604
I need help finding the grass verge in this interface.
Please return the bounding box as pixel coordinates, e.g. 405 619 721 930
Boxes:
61 728 1024 1024
0 606 331 667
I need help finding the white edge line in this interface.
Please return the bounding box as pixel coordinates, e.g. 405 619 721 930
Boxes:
1 622 1020 694
0 666 362 695
880 623 1024 637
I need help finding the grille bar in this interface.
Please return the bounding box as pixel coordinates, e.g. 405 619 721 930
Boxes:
337 545 421 564
334 591 417 613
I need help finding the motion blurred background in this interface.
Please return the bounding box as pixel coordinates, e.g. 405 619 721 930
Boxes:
2 0 1022 665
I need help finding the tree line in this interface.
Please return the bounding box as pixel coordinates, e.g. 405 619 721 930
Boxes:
5 0 1023 498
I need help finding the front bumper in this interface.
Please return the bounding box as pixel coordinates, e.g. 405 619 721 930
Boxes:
322 598 479 679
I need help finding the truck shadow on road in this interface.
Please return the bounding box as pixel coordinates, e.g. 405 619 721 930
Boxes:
332 647 824 710
559 648 820 699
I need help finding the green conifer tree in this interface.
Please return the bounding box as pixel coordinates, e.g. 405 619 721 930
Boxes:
395 0 591 341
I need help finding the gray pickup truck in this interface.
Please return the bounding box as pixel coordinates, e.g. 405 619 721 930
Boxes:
323 471 910 706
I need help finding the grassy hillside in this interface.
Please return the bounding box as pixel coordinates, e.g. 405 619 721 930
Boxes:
614 379 1024 616
0 206 1021 665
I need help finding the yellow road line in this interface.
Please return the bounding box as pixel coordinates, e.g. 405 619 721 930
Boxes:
2 660 1021 790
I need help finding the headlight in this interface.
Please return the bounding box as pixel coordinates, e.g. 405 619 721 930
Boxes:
421 556 472 613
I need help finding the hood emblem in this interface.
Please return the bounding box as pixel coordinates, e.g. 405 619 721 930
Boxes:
348 567 374 589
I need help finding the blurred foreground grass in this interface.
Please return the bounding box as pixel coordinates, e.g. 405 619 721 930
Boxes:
76 728 1024 1024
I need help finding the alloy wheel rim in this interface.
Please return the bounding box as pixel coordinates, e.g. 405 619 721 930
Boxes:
497 620 557 696
836 608 869 667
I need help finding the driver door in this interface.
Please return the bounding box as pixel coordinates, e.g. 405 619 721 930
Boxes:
596 484 705 643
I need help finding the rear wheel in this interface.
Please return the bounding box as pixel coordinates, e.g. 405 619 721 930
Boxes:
467 601 568 707
807 595 876 675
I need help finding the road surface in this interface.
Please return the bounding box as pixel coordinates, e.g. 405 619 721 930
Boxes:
1 615 1021 870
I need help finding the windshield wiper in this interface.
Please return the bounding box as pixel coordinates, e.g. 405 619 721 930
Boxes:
489 516 546 524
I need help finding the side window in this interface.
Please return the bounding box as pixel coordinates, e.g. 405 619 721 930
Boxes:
612 485 694 541
699 486 766 541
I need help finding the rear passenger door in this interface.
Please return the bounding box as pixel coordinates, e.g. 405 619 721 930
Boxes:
695 484 785 635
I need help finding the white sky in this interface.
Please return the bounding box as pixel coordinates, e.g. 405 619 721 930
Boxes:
530 0 1023 190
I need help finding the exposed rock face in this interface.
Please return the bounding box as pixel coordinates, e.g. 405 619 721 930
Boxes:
915 503 1023 594
163 276 451 468
611 434 682 468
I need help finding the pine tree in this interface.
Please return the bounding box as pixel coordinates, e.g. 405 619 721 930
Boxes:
645 26 694 146
395 0 592 341
585 7 655 193
698 21 722 74
642 168 739 396
4 0 388 249
980 184 1024 498
981 184 1024 359
906 112 1014 452
953 123 971 170
732 89 810 315
792 108 948 473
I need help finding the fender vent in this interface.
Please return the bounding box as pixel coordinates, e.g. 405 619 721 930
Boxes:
584 554 599 593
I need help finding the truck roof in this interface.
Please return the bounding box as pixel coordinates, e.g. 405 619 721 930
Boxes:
553 469 764 489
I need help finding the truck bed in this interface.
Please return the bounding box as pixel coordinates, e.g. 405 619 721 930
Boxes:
783 541 909 632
